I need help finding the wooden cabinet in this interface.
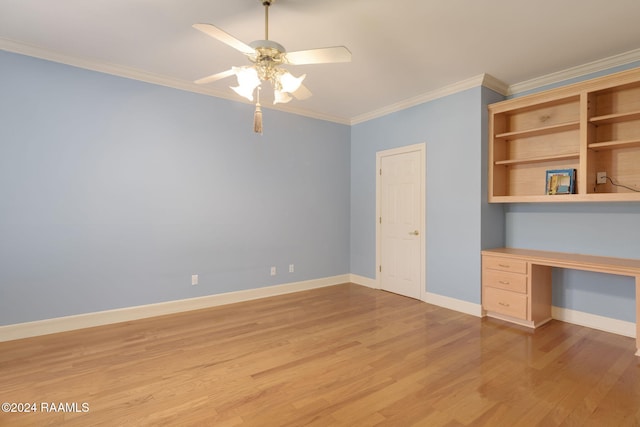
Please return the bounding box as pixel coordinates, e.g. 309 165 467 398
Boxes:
488 67 640 202
482 254 552 328
482 248 640 355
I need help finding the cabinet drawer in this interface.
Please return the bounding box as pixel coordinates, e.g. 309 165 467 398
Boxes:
483 287 527 320
483 269 527 293
483 256 527 274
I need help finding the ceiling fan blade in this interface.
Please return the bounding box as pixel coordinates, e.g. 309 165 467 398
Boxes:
194 69 236 85
192 23 254 55
292 84 312 100
286 46 351 65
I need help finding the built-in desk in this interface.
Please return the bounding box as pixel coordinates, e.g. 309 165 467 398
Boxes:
481 247 640 356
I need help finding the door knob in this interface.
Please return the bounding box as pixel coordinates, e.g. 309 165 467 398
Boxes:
409 230 419 236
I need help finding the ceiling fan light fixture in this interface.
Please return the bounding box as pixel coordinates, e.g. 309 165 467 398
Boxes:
230 66 261 101
278 71 306 94
273 89 292 105
231 85 255 101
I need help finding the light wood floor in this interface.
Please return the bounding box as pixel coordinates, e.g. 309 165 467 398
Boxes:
1 283 639 426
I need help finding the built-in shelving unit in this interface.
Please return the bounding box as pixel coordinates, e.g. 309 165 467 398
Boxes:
488 67 640 203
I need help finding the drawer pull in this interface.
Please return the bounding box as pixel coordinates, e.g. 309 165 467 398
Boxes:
498 280 510 285
498 302 510 307
498 264 510 268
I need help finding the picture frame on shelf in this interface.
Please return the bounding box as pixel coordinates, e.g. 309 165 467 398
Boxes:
546 169 576 195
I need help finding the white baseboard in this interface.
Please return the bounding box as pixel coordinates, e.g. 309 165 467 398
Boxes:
552 306 636 338
422 294 636 338
423 292 483 317
348 277 485 319
0 274 350 342
2 277 635 342
349 274 378 289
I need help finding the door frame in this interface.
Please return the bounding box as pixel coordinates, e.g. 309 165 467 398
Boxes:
376 142 426 300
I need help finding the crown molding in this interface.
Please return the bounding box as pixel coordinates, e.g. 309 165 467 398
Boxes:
1 37 501 125
0 37 229 98
5 36 638 126
0 38 351 125
350 74 501 125
350 46 640 123
265 102 350 125
508 48 640 96
481 73 509 96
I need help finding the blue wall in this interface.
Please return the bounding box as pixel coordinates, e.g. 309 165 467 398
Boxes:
351 87 501 304
350 70 639 323
1 48 638 327
505 204 639 322
0 51 351 325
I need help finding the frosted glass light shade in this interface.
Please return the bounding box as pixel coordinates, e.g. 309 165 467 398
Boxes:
278 71 306 93
230 66 261 101
273 90 292 104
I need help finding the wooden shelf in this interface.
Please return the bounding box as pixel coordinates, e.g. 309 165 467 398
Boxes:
495 121 580 140
488 67 640 203
588 138 640 151
489 192 640 203
494 153 579 166
489 194 579 203
589 110 640 125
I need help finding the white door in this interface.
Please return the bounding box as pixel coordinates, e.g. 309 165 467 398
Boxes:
378 146 424 299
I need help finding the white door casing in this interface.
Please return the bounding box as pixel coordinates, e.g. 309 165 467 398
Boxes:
376 143 425 300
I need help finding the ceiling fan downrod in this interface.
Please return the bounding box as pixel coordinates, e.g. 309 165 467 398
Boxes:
262 0 272 40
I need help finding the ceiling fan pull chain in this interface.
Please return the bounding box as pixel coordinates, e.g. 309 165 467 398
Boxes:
253 87 263 135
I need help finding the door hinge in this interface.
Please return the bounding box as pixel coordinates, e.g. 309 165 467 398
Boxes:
379 216 382 224
379 168 382 176
379 265 382 273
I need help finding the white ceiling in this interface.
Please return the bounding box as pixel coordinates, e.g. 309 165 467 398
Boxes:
1 0 640 124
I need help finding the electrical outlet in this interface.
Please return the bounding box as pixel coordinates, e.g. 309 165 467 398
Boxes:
191 274 198 286
289 264 294 273
596 172 607 184
270 266 276 276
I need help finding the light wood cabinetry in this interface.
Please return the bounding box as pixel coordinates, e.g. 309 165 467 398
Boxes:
488 67 640 202
482 254 552 328
482 247 640 356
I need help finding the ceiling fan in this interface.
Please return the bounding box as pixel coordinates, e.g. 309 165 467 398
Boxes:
193 0 351 132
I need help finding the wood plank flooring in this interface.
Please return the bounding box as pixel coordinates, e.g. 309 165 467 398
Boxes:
1 283 639 426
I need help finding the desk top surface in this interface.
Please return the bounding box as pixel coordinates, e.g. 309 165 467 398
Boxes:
482 247 640 276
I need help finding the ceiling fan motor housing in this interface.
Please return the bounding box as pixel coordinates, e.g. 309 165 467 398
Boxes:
249 39 286 55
